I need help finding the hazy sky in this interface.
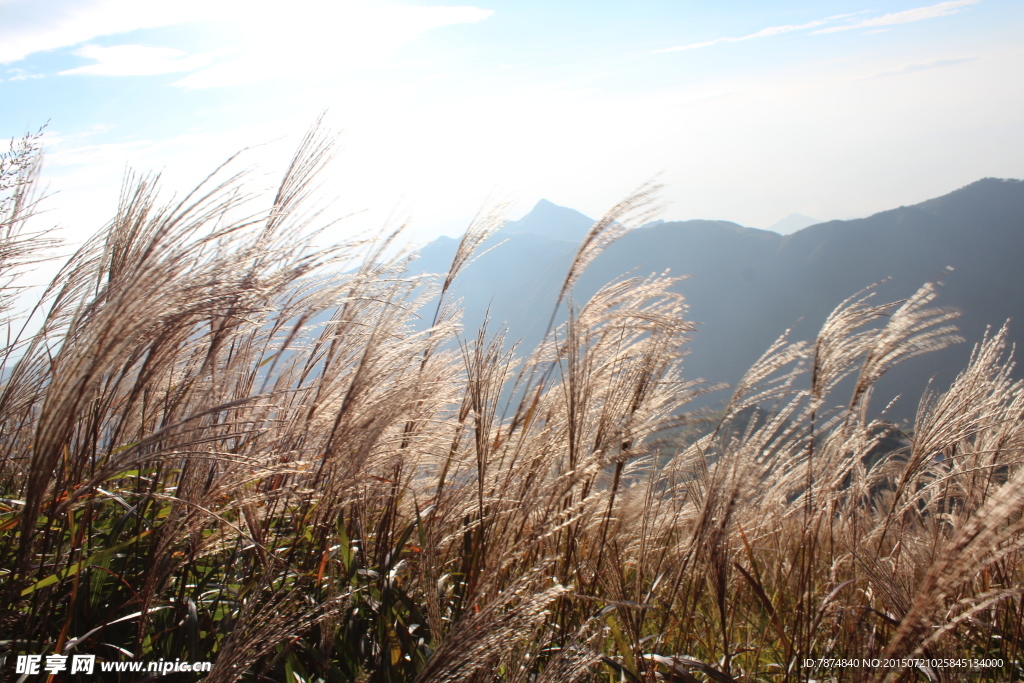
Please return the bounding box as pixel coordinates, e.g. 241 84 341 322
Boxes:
2 0 1023 245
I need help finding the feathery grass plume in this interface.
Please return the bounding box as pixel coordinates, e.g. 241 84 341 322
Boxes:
204 581 347 683
412 575 568 683
871 327 1024 679
4 120 1024 681
550 179 662 335
435 198 509 320
846 282 962 423
870 325 1017 551
0 127 59 355
0 125 48 237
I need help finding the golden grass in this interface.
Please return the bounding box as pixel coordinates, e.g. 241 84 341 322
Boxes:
1 124 1022 682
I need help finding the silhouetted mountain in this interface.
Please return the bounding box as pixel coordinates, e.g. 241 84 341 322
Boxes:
767 213 820 234
503 199 594 242
409 178 1024 421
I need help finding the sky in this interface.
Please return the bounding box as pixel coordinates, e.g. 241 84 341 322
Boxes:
2 0 1023 250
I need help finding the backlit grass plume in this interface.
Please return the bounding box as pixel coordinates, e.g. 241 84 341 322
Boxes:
1 124 1022 682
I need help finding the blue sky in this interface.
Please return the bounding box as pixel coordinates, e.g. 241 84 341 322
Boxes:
2 0 1023 246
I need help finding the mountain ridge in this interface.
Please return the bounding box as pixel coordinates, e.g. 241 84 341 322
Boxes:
409 177 1024 420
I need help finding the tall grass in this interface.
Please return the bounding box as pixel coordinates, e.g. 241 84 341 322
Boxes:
1 125 1023 682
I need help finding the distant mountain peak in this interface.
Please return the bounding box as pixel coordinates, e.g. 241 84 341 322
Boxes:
767 213 820 235
503 199 594 243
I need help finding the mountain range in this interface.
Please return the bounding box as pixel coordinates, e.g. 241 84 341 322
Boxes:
409 178 1024 421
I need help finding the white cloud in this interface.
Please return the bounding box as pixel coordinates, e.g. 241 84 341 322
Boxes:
59 44 216 76
657 11 872 52
658 3 979 53
658 19 828 52
0 0 494 85
6 67 44 81
814 0 980 34
0 0 209 64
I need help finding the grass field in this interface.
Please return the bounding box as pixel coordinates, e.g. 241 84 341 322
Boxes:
2 126 1023 682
